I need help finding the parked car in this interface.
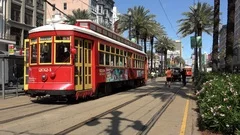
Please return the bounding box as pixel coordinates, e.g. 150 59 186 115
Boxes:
171 67 181 81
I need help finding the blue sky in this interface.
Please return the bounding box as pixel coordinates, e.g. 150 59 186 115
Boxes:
115 0 228 61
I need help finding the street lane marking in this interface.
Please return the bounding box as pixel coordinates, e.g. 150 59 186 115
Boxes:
179 99 190 135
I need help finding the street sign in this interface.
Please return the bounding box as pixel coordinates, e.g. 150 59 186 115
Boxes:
8 44 14 55
190 36 202 48
190 36 196 49
196 36 202 48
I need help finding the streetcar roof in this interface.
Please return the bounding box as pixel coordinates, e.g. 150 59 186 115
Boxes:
29 23 146 55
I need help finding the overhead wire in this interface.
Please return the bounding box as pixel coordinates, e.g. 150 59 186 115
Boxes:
157 0 180 39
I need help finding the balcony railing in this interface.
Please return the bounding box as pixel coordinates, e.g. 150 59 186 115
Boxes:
0 34 16 41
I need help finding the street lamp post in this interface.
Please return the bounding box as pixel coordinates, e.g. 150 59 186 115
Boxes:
128 11 132 40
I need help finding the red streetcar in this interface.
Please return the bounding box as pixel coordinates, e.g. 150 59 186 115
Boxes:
23 20 148 100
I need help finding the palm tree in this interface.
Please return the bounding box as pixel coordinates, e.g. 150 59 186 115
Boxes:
225 0 236 73
117 6 156 47
155 36 175 71
174 56 185 67
65 8 91 25
148 22 165 72
212 0 220 72
140 21 165 50
177 2 213 75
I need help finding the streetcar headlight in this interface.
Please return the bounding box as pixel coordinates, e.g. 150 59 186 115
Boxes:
50 72 56 79
42 74 48 82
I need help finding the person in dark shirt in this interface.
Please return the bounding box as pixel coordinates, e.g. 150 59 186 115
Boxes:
181 68 186 86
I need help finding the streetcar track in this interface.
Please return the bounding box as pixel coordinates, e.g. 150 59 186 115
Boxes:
55 90 158 135
0 105 69 124
137 89 180 135
0 103 33 111
0 86 159 126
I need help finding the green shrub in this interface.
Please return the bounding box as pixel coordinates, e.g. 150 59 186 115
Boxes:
197 74 240 134
194 72 221 90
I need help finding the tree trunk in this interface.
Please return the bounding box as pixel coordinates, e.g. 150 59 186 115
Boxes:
199 48 202 72
150 36 154 72
161 53 164 73
144 37 147 53
212 0 220 72
164 50 167 70
197 29 203 72
225 0 235 73
194 32 198 78
136 30 139 44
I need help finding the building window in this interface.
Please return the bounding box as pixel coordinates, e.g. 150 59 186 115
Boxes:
36 13 43 26
52 4 55 11
98 5 102 13
26 0 33 6
11 4 21 22
64 3 67 10
98 16 103 24
37 0 43 10
25 9 33 25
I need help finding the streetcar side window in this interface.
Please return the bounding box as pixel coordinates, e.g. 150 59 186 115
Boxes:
99 52 104 65
56 43 70 63
40 43 52 63
30 44 37 64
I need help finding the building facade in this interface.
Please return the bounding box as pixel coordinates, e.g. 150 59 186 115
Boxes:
46 0 114 28
5 0 46 49
219 25 227 69
167 40 182 67
0 0 46 85
112 6 120 31
234 0 240 71
148 53 161 72
0 0 16 51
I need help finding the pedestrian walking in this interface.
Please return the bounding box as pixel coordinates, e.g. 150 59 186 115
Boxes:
181 68 186 86
165 67 172 87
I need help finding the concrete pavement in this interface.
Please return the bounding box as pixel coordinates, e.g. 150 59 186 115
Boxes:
147 77 200 135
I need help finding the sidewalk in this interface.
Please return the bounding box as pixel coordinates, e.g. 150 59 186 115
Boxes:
147 77 200 135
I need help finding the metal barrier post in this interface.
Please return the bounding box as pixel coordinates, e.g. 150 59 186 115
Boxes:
14 59 18 96
2 58 5 99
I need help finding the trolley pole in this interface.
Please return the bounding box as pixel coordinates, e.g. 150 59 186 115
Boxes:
2 58 5 99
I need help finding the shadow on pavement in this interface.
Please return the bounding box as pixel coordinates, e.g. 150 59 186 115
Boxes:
86 110 146 135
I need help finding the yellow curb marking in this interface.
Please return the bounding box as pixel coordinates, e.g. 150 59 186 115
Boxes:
179 99 190 135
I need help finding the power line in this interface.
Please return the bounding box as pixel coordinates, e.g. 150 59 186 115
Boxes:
157 0 180 39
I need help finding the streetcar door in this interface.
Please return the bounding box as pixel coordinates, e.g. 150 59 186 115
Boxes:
74 38 83 90
23 39 29 91
83 40 92 90
74 38 92 90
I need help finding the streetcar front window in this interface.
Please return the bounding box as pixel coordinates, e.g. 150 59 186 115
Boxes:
40 43 52 63
30 44 37 64
56 42 70 63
